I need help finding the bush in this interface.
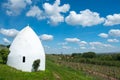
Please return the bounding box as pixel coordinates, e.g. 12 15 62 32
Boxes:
0 48 10 64
32 59 40 72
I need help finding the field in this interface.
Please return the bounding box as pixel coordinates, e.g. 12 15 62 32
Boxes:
0 55 96 80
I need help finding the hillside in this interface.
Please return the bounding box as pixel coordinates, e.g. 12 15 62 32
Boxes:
0 55 95 80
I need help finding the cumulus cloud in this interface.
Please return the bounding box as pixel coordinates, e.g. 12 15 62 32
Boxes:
57 42 68 45
104 14 120 26
109 29 120 37
107 39 119 43
3 38 11 44
26 0 70 25
0 28 19 37
3 0 32 16
65 9 104 27
80 46 86 49
62 46 71 49
43 0 70 25
91 46 96 49
65 38 80 43
89 41 113 48
40 34 53 41
79 41 87 46
26 0 32 5
26 6 45 20
90 42 102 46
98 33 108 38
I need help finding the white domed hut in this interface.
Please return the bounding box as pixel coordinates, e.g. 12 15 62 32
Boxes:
7 26 45 72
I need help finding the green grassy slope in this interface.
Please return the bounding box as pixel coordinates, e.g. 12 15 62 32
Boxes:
0 55 95 80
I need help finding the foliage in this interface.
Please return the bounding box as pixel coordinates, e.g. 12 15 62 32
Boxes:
97 53 120 61
71 53 82 58
6 45 11 48
116 54 120 60
82 52 96 58
0 48 10 64
32 59 40 72
59 52 120 67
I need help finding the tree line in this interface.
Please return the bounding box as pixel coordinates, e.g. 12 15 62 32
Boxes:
55 52 120 67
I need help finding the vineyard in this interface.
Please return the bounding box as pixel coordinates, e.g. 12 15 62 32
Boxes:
50 53 120 80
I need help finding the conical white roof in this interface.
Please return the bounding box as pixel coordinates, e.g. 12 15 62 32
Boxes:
10 26 44 56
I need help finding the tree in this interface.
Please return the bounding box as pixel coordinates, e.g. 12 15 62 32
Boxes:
71 53 81 57
0 48 10 64
116 54 120 61
111 53 120 61
6 45 11 48
32 59 40 72
82 52 96 58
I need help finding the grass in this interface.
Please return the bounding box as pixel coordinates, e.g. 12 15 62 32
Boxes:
0 55 95 80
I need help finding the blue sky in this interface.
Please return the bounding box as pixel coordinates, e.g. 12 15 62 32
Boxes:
0 0 120 54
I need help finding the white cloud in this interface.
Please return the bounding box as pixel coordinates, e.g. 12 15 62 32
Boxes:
43 0 70 25
98 33 108 38
104 14 120 26
65 9 104 27
25 0 32 5
91 46 96 49
80 46 86 49
65 38 80 43
26 6 45 20
79 41 87 46
109 29 120 37
44 45 50 49
62 46 71 49
107 39 119 43
89 41 113 48
3 0 32 16
57 42 67 45
104 44 114 48
0 28 19 37
89 42 102 46
3 38 11 44
26 0 70 25
40 34 53 41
